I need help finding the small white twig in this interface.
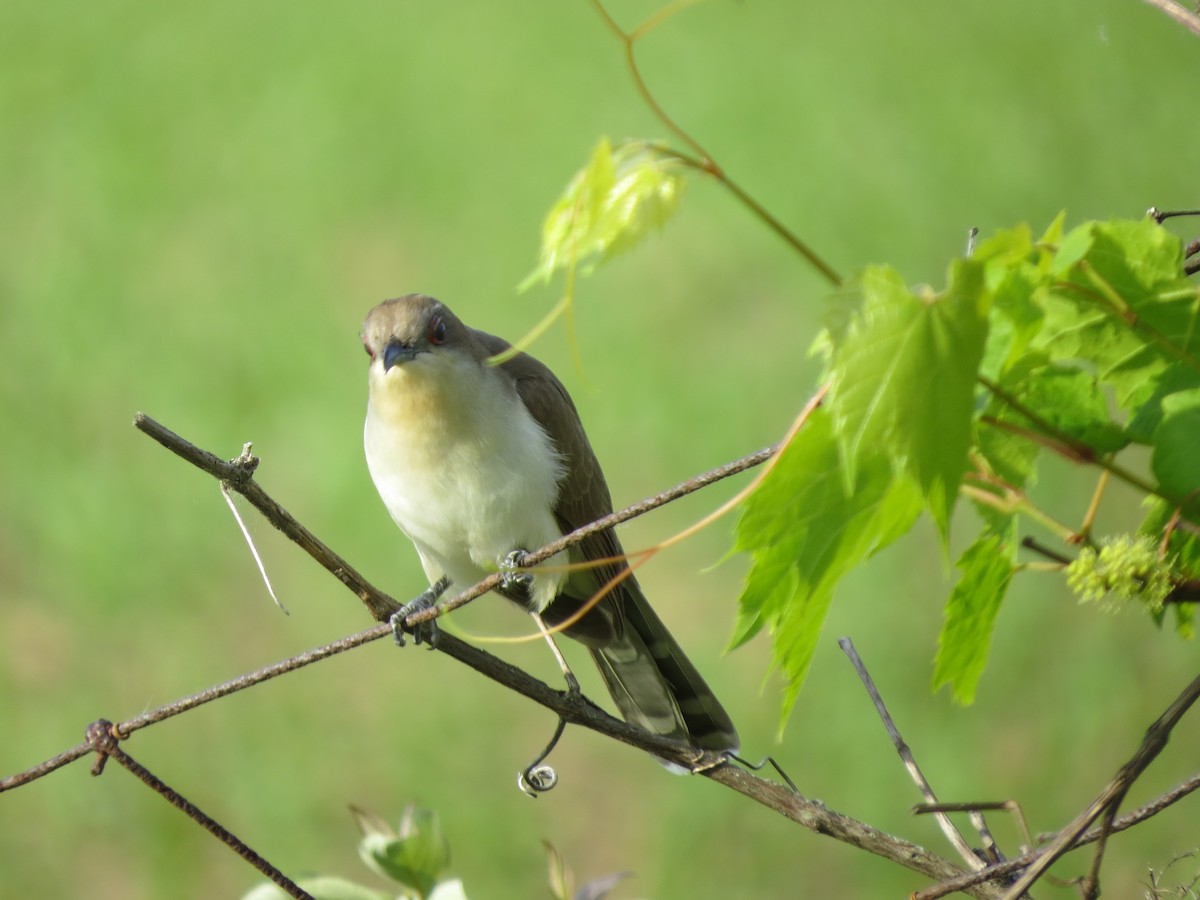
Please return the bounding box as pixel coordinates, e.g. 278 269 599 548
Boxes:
221 479 288 615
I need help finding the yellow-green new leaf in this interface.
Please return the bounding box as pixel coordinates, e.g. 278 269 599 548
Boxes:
520 139 686 289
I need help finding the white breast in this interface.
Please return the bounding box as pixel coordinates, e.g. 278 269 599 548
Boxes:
364 352 567 610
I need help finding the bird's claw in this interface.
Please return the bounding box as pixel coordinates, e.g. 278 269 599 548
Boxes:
500 548 533 594
390 587 443 650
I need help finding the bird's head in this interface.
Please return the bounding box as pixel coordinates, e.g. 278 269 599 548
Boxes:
361 294 495 421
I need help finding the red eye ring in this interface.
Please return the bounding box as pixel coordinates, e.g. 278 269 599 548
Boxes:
429 316 447 345
362 335 375 359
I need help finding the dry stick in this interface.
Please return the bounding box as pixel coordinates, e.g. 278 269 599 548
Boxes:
917 801 1034 857
125 414 1009 896
838 638 991 873
1149 208 1200 222
134 414 401 621
86 721 312 900
0 743 92 792
917 676 1200 898
914 772 1200 900
1000 672 1200 899
701 764 1008 898
0 630 386 794
4 414 777 785
133 412 776 628
1139 0 1200 37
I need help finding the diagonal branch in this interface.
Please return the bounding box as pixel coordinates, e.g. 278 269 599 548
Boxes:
85 721 311 899
839 638 990 871
124 412 1006 895
1000 672 1200 898
133 412 776 628
1140 0 1200 37
914 675 1200 899
588 0 842 286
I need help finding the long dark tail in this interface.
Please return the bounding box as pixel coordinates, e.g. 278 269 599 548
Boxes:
544 580 739 754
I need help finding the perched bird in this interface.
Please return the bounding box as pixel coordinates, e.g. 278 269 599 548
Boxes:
362 294 739 754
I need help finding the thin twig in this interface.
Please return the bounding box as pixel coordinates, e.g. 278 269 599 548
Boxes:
1020 536 1074 567
120 415 1011 892
133 412 776 631
978 385 1171 504
1138 0 1200 37
0 742 92 792
2 623 1000 893
1075 470 1110 545
1149 208 1200 222
133 414 400 621
838 638 989 871
915 766 1200 898
916 800 1033 855
86 720 312 899
1 628 390 794
1001 673 1200 898
706 763 1008 897
589 0 842 286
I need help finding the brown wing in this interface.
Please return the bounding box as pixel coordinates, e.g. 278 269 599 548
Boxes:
470 327 739 751
470 328 632 639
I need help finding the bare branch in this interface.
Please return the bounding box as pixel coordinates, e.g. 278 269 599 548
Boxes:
1001 673 1200 898
121 413 1003 890
133 411 776 630
1139 0 1200 37
914 678 1200 899
1 628 388 794
839 638 990 871
704 764 1006 898
85 720 311 899
134 414 401 622
0 742 92 792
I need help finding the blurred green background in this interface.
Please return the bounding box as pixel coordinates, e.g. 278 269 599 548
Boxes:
2 1 1198 897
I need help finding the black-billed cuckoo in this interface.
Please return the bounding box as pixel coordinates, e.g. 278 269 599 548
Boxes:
361 294 739 754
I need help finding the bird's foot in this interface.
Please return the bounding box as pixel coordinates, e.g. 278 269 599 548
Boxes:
390 577 449 649
500 548 533 596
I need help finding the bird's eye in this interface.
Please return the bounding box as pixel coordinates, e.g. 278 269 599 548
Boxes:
362 336 375 359
428 316 447 345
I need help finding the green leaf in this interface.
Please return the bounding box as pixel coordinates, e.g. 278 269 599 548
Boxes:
973 223 1033 268
1123 365 1200 444
734 408 922 727
1142 499 1200 581
520 138 686 289
975 420 1039 493
1049 220 1094 276
826 261 989 538
1141 499 1200 637
1036 210 1068 249
931 529 1016 704
980 262 1043 380
1078 218 1184 300
1036 219 1200 421
992 363 1129 454
354 806 451 898
544 841 572 900
1152 387 1200 510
